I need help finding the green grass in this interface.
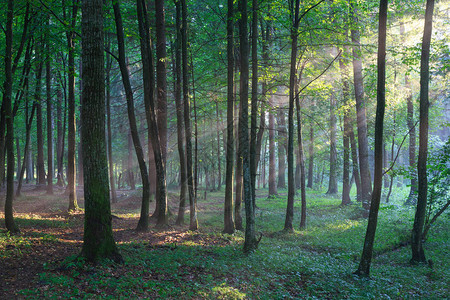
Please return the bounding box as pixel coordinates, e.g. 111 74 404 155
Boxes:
6 186 450 299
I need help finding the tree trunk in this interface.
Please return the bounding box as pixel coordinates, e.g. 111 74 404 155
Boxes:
174 0 187 225
112 0 154 229
268 96 277 196
224 0 235 234
67 0 79 211
307 121 314 188
56 80 65 187
355 0 388 276
350 0 372 209
249 0 258 207
4 0 19 233
340 50 352 205
326 95 338 194
80 0 122 263
277 108 287 189
36 51 46 187
127 132 136 190
284 0 300 233
216 103 222 190
411 0 434 264
46 41 54 195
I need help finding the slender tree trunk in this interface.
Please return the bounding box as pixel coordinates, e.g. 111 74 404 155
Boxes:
268 98 277 196
307 121 314 188
216 103 222 190
127 132 136 190
67 0 79 211
239 0 258 253
411 0 434 264
326 95 338 194
80 0 122 263
340 51 352 205
56 81 65 186
180 0 198 230
113 0 154 229
350 0 372 209
249 0 258 207
174 0 187 225
277 108 287 189
224 0 235 233
355 0 387 276
235 102 243 230
284 0 300 233
4 0 19 233
36 52 46 187
46 40 54 194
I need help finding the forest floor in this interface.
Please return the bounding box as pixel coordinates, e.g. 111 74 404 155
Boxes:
0 184 449 299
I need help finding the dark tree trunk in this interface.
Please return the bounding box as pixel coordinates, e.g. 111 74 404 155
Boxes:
224 0 235 233
17 104 36 197
112 0 155 229
174 0 187 225
268 98 277 196
350 0 372 209
36 53 46 187
46 41 54 195
235 102 243 230
277 108 287 189
80 0 122 263
4 0 19 233
249 0 258 207
411 0 434 264
284 0 300 233
67 0 79 211
307 121 314 188
216 103 222 190
56 81 65 187
340 50 352 205
239 0 257 253
326 95 338 194
355 0 387 276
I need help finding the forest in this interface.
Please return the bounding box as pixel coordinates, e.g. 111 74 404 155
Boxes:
0 0 449 298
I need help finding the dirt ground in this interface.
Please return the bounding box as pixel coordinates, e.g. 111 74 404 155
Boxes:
0 184 206 298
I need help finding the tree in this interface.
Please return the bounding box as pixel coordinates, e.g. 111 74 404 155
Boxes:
112 0 154 229
66 0 79 211
326 94 338 194
350 0 372 209
46 32 54 195
224 0 235 234
80 0 122 263
355 0 388 277
174 0 187 225
181 0 198 230
4 0 19 233
411 0 435 264
239 0 258 253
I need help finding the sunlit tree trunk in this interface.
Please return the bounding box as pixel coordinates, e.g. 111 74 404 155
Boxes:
411 0 434 264
307 121 314 188
326 94 338 194
277 108 287 189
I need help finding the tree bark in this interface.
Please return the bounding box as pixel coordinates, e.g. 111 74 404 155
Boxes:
174 0 187 225
326 94 338 194
355 0 388 276
180 0 198 230
249 0 258 207
67 0 79 211
46 39 54 195
340 50 352 205
4 0 19 233
239 0 257 253
411 0 434 264
224 0 235 233
268 98 277 196
307 121 314 188
80 0 122 263
350 0 372 209
277 108 287 189
283 0 300 232
36 50 46 187
350 120 362 201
